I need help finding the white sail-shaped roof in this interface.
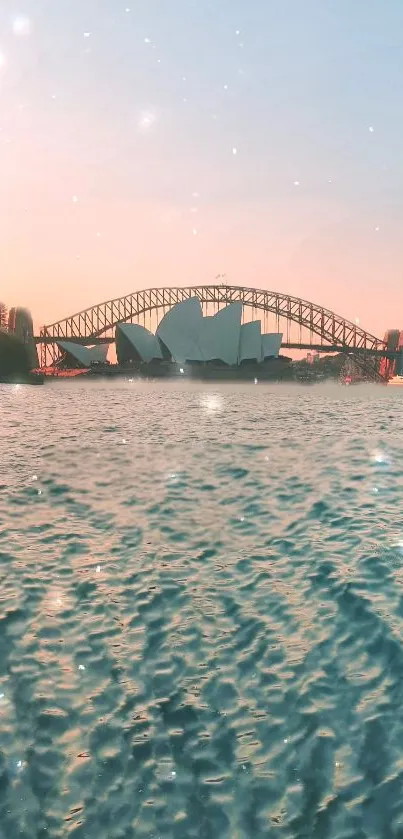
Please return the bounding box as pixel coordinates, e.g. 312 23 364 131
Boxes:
57 341 108 367
156 297 204 362
199 303 242 365
261 333 282 359
239 320 262 362
116 323 162 363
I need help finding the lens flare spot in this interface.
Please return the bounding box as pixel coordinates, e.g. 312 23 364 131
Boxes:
12 15 31 36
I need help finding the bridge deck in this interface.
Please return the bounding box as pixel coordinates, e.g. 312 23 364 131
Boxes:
33 336 397 358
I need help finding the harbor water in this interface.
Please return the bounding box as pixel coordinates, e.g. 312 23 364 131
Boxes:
1 380 403 838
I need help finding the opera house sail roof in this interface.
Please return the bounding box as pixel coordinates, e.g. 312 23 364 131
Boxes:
261 332 282 360
116 323 162 364
57 341 109 368
199 303 242 365
239 320 262 362
115 299 283 368
156 297 205 363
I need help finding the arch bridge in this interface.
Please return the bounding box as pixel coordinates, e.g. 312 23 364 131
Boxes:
38 284 390 379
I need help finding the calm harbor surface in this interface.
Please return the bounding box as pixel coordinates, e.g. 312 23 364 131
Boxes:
1 380 403 838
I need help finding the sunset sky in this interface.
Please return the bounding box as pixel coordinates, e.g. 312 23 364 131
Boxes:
1 0 403 337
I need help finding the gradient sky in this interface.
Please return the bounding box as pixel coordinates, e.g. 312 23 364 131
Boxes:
1 0 403 336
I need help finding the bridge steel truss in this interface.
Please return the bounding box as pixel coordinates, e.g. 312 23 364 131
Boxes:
39 284 387 378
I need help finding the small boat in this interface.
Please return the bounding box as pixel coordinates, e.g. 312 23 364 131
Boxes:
388 375 403 386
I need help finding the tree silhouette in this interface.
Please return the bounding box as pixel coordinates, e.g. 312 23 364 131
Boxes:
0 331 30 378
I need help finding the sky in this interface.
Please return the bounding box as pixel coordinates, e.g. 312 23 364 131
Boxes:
1 0 403 337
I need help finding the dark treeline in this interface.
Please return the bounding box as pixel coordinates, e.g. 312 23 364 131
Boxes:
0 330 31 379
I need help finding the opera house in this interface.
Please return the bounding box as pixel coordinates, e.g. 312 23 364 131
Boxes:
116 298 289 379
57 298 290 379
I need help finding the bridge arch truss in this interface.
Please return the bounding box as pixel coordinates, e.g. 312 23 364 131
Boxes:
39 284 387 376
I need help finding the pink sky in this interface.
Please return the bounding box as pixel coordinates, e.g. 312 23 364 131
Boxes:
1 0 402 341
2 189 401 340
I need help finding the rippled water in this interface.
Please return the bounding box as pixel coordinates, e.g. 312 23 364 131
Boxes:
2 380 403 838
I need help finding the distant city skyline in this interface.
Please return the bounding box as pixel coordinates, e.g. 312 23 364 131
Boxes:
1 1 403 337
